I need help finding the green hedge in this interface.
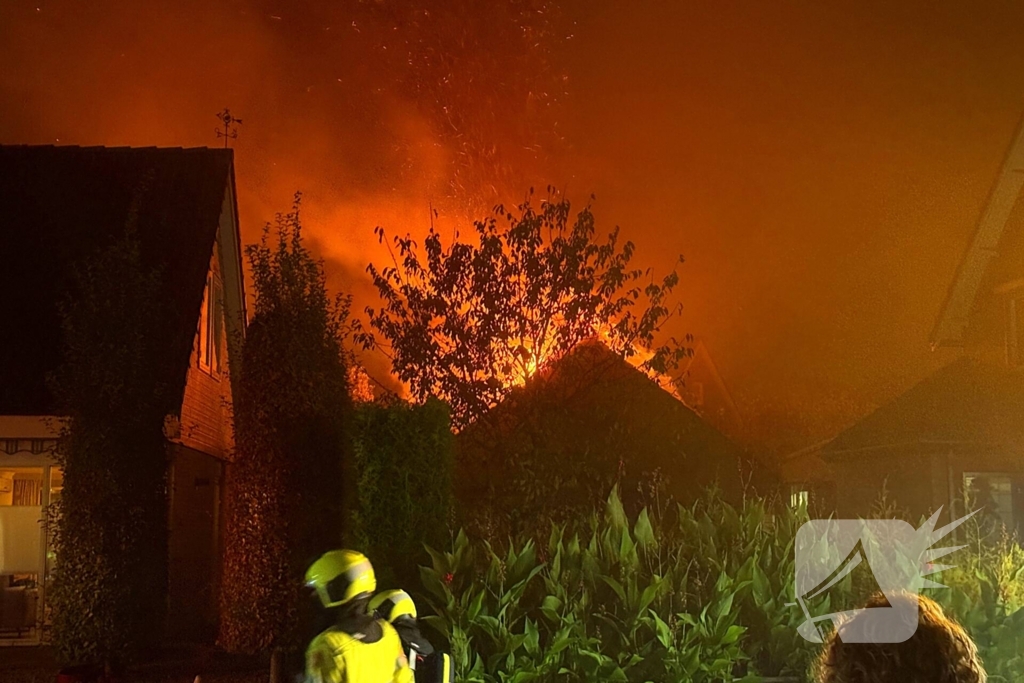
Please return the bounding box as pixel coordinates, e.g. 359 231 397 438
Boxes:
48 225 172 668
418 489 1024 683
219 199 351 655
351 397 454 589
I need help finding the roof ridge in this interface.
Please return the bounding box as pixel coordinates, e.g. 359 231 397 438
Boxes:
0 143 229 153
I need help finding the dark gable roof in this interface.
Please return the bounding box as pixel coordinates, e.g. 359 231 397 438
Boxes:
0 145 233 415
458 339 749 500
823 357 1024 458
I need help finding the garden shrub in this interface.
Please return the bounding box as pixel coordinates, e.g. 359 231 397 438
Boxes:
418 488 1024 683
219 196 351 656
48 224 173 668
351 397 454 589
927 517 1024 683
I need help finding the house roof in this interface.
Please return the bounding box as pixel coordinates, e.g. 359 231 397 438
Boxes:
458 340 749 497
931 113 1024 347
777 439 833 484
0 144 235 415
823 357 1024 458
677 340 743 426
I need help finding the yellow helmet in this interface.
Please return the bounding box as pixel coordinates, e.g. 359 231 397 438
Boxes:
305 550 376 609
369 589 417 623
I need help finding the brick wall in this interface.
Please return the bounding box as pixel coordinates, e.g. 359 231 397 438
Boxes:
179 365 232 459
176 248 235 461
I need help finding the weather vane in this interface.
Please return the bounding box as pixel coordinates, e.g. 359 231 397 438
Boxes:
215 108 242 148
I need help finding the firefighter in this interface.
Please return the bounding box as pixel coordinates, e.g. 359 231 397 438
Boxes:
369 590 454 683
304 550 413 683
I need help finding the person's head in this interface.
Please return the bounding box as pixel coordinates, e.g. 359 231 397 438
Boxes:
305 549 376 618
814 593 986 683
369 589 418 626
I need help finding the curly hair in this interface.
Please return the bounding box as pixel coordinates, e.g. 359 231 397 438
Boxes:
814 592 986 683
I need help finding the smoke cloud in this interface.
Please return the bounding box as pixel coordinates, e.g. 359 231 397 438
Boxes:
4 0 1024 451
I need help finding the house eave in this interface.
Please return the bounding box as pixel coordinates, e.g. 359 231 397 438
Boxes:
823 438 1004 460
930 111 1024 347
0 415 61 438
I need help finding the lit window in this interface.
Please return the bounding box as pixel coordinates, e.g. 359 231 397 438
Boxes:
197 273 223 376
198 275 210 370
212 278 223 375
790 489 809 509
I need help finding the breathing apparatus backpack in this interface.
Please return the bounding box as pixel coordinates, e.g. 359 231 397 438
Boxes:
409 649 455 683
370 589 455 683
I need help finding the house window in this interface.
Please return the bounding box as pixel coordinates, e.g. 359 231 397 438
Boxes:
197 273 223 376
964 473 1015 533
790 488 809 509
0 466 45 641
691 381 705 408
211 277 223 375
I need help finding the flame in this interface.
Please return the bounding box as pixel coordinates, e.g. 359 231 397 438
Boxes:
501 321 681 396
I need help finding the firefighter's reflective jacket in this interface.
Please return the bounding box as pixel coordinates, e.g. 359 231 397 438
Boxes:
305 619 413 683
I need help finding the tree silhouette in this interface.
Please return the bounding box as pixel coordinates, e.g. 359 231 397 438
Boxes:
220 195 351 663
360 189 689 427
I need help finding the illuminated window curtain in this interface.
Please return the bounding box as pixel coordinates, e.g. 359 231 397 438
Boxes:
12 479 42 507
199 274 211 369
213 277 224 374
0 506 43 574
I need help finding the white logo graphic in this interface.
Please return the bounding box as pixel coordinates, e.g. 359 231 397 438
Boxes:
792 508 976 643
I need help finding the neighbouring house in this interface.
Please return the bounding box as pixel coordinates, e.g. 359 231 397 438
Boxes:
0 145 246 645
777 440 836 516
457 340 759 534
820 118 1024 532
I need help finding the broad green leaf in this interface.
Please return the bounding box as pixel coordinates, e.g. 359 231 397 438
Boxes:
651 611 672 649
634 508 656 548
722 625 746 645
468 589 485 620
600 575 627 602
606 486 628 531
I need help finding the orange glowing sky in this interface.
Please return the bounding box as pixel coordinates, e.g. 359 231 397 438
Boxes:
4 0 1024 452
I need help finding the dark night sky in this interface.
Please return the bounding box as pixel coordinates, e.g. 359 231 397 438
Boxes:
4 0 1024 451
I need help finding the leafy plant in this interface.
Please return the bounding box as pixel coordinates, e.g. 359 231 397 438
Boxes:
421 490 770 682
926 514 1024 683
219 194 351 658
351 397 455 588
415 487 1023 683
48 213 173 668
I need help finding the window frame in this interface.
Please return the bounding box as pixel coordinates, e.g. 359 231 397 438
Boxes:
198 274 211 372
197 272 223 378
963 471 1016 531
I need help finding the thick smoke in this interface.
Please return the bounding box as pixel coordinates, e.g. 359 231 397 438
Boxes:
4 0 1024 451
